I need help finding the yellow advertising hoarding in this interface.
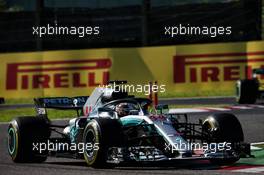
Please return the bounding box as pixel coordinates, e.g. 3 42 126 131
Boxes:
1 41 264 99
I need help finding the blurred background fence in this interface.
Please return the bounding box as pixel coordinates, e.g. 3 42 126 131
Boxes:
0 0 262 53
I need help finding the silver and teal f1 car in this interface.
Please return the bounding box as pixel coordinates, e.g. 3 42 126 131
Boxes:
8 81 251 168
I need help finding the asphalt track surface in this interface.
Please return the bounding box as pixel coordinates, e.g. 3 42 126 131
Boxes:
0 97 264 175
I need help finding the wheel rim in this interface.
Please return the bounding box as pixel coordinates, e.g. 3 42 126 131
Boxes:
8 128 16 155
84 129 96 158
203 120 216 142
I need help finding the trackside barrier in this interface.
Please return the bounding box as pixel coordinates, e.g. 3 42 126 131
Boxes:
1 40 264 98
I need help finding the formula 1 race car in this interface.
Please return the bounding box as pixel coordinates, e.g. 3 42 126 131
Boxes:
8 81 251 168
236 68 264 104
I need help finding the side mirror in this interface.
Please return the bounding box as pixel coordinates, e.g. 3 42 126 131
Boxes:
98 107 113 112
129 110 139 115
97 107 118 119
155 104 169 114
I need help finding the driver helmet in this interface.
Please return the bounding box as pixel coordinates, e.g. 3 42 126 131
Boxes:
115 103 136 117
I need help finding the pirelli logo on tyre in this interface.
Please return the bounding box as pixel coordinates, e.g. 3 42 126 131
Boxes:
6 58 111 90
173 51 264 84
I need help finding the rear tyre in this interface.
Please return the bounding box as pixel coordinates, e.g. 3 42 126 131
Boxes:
236 79 258 104
203 113 244 165
83 118 123 168
8 117 50 163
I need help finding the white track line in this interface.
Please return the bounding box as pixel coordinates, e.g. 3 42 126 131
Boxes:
200 107 231 111
169 108 210 113
226 106 254 110
232 167 264 173
160 96 234 100
169 104 261 114
251 146 263 151
251 142 264 146
247 105 264 108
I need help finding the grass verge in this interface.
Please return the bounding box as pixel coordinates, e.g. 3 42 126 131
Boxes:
0 104 229 123
0 108 77 123
3 89 234 105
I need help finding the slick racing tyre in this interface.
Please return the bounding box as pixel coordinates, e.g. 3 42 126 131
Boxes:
203 113 244 165
8 117 50 163
203 113 244 143
236 79 258 104
83 118 123 168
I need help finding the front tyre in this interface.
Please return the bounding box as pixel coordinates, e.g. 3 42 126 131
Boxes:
83 118 122 168
83 120 104 167
203 113 244 143
203 113 244 165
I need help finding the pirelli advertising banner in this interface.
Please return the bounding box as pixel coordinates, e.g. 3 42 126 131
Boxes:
1 41 264 99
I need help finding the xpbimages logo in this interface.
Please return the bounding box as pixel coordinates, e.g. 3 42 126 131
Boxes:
6 59 111 90
32 140 99 154
32 24 100 38
99 82 166 95
164 24 232 38
164 141 232 154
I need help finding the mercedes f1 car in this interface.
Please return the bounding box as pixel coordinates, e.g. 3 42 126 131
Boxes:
8 81 251 168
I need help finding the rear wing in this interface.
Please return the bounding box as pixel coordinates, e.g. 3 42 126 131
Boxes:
34 96 89 117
